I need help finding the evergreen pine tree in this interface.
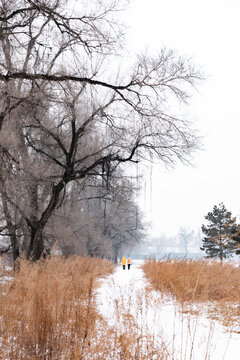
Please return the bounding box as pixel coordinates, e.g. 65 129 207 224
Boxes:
231 224 240 255
200 203 238 260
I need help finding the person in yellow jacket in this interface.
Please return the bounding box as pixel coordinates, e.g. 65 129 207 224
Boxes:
127 258 132 270
122 256 126 270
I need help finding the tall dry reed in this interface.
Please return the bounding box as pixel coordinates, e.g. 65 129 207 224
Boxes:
0 256 113 359
0 256 169 359
142 259 240 326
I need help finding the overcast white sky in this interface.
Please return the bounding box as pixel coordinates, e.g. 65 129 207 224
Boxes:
124 0 240 236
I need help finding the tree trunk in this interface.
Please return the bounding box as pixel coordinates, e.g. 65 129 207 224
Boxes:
28 226 45 262
219 225 223 261
113 245 119 264
27 181 65 261
1 194 20 267
12 231 20 268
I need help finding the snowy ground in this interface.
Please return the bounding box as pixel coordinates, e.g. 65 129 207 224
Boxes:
96 261 239 360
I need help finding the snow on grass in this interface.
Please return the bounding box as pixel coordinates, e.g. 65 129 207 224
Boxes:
96 261 239 360
0 275 14 284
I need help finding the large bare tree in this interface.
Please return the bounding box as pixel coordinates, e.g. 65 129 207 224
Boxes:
0 0 203 261
48 171 144 261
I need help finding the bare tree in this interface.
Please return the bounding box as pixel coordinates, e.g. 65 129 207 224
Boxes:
0 0 203 261
179 226 194 258
47 169 144 261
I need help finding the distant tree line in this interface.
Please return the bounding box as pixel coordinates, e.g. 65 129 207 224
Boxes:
134 228 202 259
0 0 203 264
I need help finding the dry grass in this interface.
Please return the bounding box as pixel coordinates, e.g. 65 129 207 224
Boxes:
0 256 113 359
2 257 236 359
0 256 169 360
142 259 240 326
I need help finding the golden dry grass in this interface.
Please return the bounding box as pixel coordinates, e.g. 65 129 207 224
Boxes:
3 257 236 359
0 256 169 360
142 259 240 326
0 256 113 359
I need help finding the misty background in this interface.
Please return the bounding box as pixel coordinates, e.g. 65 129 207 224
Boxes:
123 0 240 258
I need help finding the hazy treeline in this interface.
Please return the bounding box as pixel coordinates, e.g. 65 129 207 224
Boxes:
0 0 202 262
134 228 202 259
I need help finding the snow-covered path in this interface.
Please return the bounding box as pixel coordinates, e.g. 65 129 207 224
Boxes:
96 261 239 360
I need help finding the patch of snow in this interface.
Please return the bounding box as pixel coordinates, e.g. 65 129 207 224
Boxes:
0 275 14 284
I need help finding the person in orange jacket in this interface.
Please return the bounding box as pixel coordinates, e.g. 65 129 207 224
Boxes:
127 258 132 270
122 256 126 270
